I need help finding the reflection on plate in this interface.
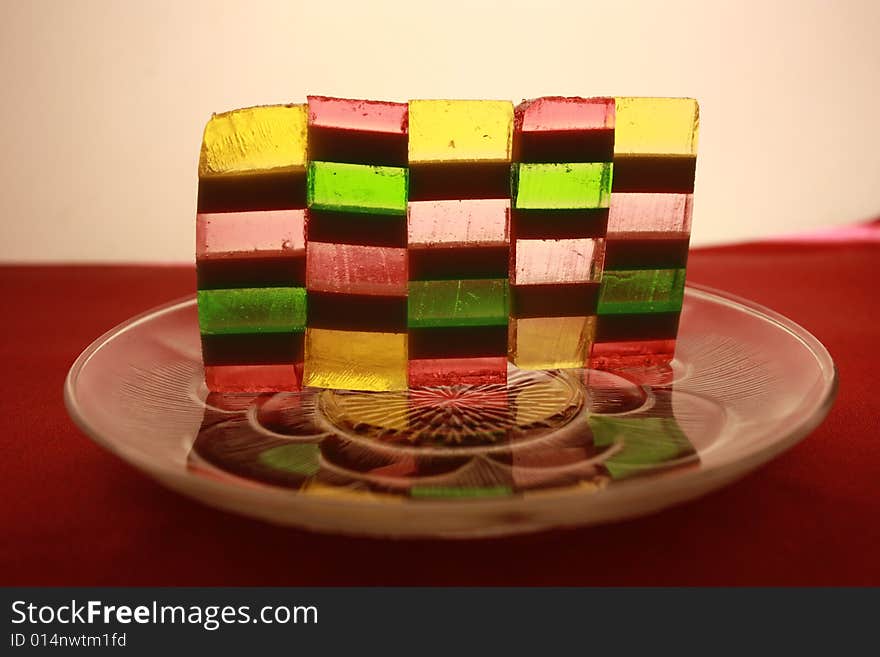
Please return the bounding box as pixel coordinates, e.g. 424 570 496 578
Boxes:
65 284 836 538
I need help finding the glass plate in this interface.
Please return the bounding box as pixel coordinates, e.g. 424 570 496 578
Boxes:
64 284 836 538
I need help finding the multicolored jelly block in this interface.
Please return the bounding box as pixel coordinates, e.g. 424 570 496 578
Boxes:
514 96 615 162
195 96 699 391
307 161 408 215
198 104 308 212
308 96 408 167
303 328 408 391
408 99 514 200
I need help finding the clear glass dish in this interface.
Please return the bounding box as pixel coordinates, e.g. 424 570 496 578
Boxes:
64 283 837 538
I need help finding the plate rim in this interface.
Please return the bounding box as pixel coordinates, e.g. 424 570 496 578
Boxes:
63 282 839 530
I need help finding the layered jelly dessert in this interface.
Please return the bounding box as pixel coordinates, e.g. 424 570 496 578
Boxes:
196 96 699 392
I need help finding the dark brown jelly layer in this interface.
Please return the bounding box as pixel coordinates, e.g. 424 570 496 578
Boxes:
308 126 408 167
595 312 681 341
408 162 511 201
201 332 304 366
408 245 509 280
513 129 615 163
306 209 408 248
603 236 690 270
409 326 509 359
611 156 696 193
511 283 600 318
197 253 306 289
511 208 609 240
307 291 407 332
198 170 307 213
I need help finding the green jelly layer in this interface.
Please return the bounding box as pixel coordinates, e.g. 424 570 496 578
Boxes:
307 160 408 215
512 162 612 210
589 415 695 480
408 278 509 328
198 287 307 335
410 486 514 499
258 444 320 476
597 268 686 315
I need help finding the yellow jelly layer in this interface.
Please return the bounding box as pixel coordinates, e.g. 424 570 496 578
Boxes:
509 316 595 370
301 480 403 503
613 98 699 156
303 328 408 391
199 104 308 178
408 99 514 164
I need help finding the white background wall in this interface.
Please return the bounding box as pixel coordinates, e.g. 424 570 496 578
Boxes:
1 0 878 262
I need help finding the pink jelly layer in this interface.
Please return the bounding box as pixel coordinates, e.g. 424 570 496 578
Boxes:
516 96 615 132
512 238 604 286
407 198 510 246
196 210 306 258
307 95 408 134
204 364 302 393
306 242 407 296
408 357 508 387
607 193 693 234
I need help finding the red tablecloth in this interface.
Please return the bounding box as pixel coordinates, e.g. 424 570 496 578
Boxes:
2 230 878 586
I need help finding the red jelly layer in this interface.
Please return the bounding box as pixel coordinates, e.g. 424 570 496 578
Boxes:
514 97 615 162
408 163 511 201
306 242 407 296
510 283 600 318
408 326 508 359
308 127 408 167
307 96 408 167
511 208 608 240
197 171 307 213
515 129 614 163
589 339 677 369
201 332 305 366
611 157 696 194
308 96 408 133
408 245 509 280
602 234 691 270
306 209 407 248
204 363 301 393
408 357 508 387
307 291 407 332
197 252 306 289
595 312 681 341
